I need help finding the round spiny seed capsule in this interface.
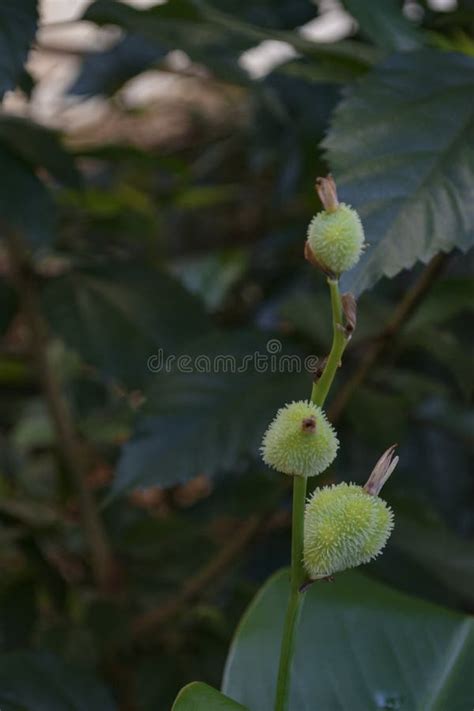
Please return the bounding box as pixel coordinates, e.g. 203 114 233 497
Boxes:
260 401 338 478
303 483 393 579
306 204 365 275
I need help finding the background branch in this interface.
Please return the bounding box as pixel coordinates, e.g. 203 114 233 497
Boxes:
131 513 264 641
4 227 117 593
328 252 449 421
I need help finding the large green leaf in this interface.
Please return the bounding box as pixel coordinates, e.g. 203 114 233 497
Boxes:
85 0 204 25
0 118 77 247
82 0 252 85
0 1 38 100
0 651 117 710
0 145 55 247
113 331 308 495
0 578 37 652
69 34 167 97
172 682 248 710
324 50 474 295
0 278 17 336
402 277 474 333
393 507 474 605
203 5 377 68
83 0 377 84
42 263 212 388
0 115 80 188
85 0 315 33
342 0 423 51
213 0 316 30
223 569 474 710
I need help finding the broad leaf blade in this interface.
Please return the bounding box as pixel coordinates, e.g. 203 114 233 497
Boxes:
216 0 316 30
402 277 474 332
324 50 474 295
84 0 205 25
0 279 17 336
113 331 308 494
393 507 474 605
0 118 77 247
0 1 38 99
42 263 212 388
342 0 423 51
0 115 80 188
69 34 167 97
83 0 377 83
0 651 117 711
0 146 55 247
172 682 248 710
223 569 474 710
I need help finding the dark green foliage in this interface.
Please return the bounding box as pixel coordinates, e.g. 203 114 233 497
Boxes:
42 263 212 388
0 113 80 249
69 35 168 97
342 0 423 50
0 146 56 247
0 1 38 100
0 0 473 709
82 0 377 84
114 331 308 493
0 115 81 188
0 652 117 710
0 280 17 336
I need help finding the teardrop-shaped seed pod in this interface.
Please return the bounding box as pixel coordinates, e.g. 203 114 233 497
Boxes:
303 483 394 579
261 400 338 478
307 203 365 275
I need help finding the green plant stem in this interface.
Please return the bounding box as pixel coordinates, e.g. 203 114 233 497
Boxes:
274 277 347 711
274 475 306 711
311 278 347 407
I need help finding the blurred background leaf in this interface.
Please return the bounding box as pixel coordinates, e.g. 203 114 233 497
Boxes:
0 116 80 188
0 0 38 100
341 0 424 51
113 330 308 494
0 0 472 708
42 262 212 388
0 146 56 247
0 651 117 710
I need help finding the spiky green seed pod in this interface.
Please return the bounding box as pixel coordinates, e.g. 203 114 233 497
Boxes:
306 203 365 275
303 483 394 579
260 401 338 478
